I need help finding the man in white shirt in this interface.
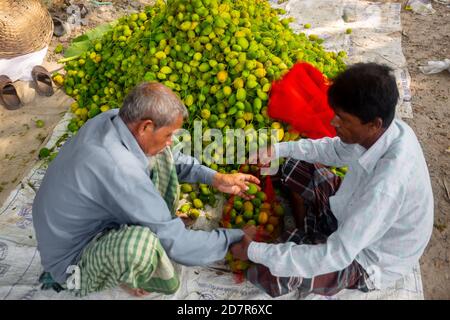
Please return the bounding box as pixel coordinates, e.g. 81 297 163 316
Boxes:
231 63 434 298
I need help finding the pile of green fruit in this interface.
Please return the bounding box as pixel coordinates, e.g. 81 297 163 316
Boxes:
221 181 286 273
60 0 346 173
58 0 349 272
176 182 218 220
221 184 285 233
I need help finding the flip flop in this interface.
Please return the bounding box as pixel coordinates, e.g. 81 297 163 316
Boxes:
0 75 22 110
52 17 67 37
78 3 89 19
31 65 54 97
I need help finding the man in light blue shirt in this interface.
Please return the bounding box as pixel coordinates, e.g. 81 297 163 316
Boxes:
231 63 434 298
33 82 259 296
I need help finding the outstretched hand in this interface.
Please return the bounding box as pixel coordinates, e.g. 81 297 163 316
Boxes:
212 173 260 200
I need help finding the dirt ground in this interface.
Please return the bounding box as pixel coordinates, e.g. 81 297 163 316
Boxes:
399 2 450 300
0 0 448 299
0 0 144 206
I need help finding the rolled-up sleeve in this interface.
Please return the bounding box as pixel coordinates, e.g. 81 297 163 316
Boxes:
275 137 363 167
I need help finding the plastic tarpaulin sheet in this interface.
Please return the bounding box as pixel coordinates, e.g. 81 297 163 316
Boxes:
0 0 422 300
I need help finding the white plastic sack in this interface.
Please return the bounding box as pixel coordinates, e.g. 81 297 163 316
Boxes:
406 0 436 15
419 59 450 74
0 47 48 82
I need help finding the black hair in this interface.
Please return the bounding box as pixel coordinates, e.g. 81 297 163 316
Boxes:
327 63 399 128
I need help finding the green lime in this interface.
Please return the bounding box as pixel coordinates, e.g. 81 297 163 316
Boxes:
54 44 64 54
88 107 101 119
251 198 262 208
235 215 244 227
200 186 210 195
246 183 258 195
138 12 148 21
193 198 204 209
68 123 78 133
243 210 254 220
35 120 45 128
201 109 211 119
181 183 193 193
189 209 200 219
236 88 247 101
39 148 50 159
234 119 246 129
180 203 191 213
256 191 267 201
230 209 237 220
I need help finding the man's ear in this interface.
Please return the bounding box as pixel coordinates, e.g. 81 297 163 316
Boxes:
137 119 154 136
370 117 383 131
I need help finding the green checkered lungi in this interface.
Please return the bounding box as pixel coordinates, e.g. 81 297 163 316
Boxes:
149 146 180 214
76 147 181 296
77 225 179 296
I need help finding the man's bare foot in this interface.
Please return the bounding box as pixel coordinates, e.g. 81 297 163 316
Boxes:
120 284 151 297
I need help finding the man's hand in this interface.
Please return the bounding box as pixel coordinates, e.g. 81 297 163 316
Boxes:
212 173 260 200
230 234 252 261
175 211 195 227
242 225 258 239
230 225 257 261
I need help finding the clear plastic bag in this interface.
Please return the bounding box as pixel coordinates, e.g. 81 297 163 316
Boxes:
406 0 436 15
419 59 450 74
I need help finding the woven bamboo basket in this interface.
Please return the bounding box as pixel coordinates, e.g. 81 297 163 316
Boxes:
0 0 54 59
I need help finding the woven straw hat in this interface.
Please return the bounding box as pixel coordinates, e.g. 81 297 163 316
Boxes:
0 0 54 59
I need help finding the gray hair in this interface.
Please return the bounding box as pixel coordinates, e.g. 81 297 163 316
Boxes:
119 82 188 128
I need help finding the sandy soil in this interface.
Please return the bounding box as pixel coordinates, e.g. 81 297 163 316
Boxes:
399 1 450 300
0 0 448 299
0 0 146 206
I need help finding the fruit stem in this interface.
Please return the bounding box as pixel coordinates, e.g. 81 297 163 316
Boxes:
57 55 81 64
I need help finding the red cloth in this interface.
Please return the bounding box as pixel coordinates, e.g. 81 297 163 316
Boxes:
268 63 336 139
263 175 275 203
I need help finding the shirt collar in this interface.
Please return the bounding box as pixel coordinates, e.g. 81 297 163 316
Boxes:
111 111 150 172
357 119 399 173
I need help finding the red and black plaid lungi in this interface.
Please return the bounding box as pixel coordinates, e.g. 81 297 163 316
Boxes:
247 159 371 298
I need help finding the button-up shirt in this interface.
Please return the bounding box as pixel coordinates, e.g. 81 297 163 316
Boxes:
248 119 433 289
33 109 243 284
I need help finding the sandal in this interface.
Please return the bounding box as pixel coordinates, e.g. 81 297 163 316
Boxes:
52 17 67 37
0 75 22 110
31 65 54 97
